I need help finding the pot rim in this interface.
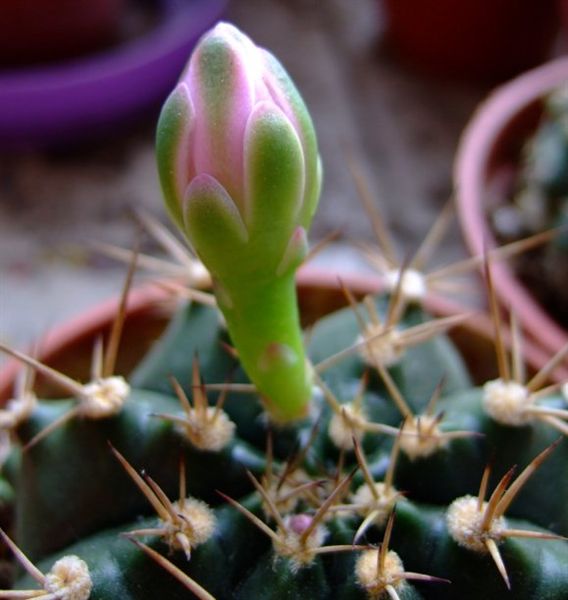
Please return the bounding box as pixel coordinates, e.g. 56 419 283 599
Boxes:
1 265 564 403
454 56 568 357
0 0 227 147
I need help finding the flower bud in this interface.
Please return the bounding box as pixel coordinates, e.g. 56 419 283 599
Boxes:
156 23 322 422
157 22 321 274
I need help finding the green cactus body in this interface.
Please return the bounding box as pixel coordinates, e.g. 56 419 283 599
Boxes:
15 389 265 561
16 499 269 600
386 500 568 600
4 293 568 599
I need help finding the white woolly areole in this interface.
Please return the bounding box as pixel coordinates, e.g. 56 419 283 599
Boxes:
356 549 406 597
80 376 130 419
351 483 398 525
482 379 531 426
447 496 506 553
400 416 446 460
328 403 368 450
273 514 327 571
384 269 427 302
183 407 235 451
44 555 92 600
357 328 403 368
162 497 216 552
0 394 37 430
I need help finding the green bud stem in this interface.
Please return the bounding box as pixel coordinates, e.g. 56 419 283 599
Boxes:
215 273 311 423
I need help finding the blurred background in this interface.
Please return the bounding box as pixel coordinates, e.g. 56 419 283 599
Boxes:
0 0 566 357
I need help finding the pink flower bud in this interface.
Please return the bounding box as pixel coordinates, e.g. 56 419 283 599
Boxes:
157 22 321 239
156 23 322 422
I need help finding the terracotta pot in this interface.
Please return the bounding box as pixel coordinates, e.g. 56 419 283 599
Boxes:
455 57 568 365
382 0 560 83
1 267 564 404
0 0 127 66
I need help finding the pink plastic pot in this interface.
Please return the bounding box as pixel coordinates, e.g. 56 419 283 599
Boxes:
455 57 568 365
1 268 564 405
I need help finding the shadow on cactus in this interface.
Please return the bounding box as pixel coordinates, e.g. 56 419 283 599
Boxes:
1 22 568 600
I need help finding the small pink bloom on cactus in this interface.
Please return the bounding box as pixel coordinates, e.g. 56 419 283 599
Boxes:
287 514 313 535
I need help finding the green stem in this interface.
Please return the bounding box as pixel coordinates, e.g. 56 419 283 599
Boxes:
217 273 312 422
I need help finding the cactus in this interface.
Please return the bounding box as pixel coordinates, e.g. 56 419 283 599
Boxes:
1 22 568 600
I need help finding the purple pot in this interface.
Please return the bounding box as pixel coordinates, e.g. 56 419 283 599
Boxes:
0 0 227 149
